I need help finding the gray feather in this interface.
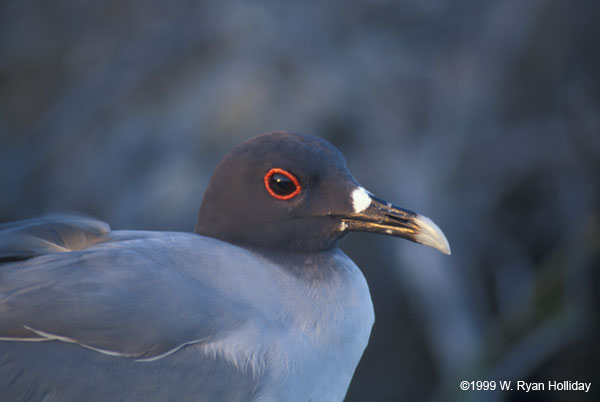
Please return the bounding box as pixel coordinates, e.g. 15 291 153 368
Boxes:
0 214 110 261
1 217 261 358
0 215 374 402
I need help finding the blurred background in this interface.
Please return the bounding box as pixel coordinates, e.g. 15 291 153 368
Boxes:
1 0 598 401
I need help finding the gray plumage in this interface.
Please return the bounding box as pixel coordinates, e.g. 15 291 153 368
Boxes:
0 131 449 401
0 215 374 401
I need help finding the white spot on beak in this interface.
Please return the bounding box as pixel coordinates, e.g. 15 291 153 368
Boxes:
339 221 348 231
351 187 372 213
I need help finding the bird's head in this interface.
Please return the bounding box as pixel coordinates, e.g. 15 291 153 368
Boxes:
196 131 450 255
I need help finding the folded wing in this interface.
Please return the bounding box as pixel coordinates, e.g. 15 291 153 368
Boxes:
0 214 256 360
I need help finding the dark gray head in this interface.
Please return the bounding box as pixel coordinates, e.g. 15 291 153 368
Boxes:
196 131 450 254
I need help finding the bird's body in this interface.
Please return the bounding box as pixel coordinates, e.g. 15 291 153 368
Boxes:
1 222 373 401
0 131 449 401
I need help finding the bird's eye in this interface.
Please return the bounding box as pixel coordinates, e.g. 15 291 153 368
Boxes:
264 168 302 200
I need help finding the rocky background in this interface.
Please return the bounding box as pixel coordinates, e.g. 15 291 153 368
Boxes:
1 1 599 401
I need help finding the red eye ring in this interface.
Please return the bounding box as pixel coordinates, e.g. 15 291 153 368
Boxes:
264 168 302 200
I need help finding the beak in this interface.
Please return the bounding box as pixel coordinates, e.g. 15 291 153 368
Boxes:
338 188 451 255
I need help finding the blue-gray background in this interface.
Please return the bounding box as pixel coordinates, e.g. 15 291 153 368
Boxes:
1 1 598 401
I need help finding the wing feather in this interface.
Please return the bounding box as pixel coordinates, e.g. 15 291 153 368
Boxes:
0 213 109 261
0 215 258 360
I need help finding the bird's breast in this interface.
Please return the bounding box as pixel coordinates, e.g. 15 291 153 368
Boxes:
249 248 375 402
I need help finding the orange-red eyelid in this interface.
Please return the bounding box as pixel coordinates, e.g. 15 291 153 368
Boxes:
264 168 302 200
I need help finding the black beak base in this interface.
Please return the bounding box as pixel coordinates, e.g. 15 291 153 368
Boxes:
339 193 451 255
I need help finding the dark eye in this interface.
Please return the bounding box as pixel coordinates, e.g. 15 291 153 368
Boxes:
264 168 302 200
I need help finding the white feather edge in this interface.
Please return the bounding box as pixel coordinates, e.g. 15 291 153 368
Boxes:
0 325 190 361
0 325 267 374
